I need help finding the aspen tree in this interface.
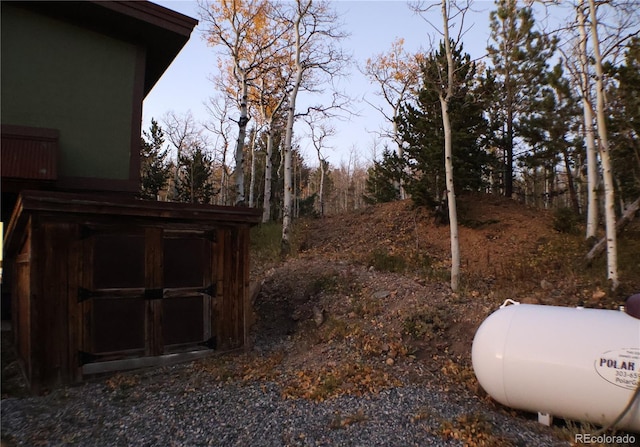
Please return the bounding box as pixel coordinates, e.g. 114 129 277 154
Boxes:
304 114 335 217
200 0 284 205
410 0 471 291
576 0 600 240
276 0 349 254
588 0 618 289
363 39 422 200
439 0 461 292
254 68 290 222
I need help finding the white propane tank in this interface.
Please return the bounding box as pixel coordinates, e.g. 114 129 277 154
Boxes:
472 301 640 432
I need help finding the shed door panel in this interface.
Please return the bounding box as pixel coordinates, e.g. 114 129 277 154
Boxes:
92 297 145 353
80 229 214 364
164 237 206 288
162 296 204 346
162 234 212 350
93 234 145 288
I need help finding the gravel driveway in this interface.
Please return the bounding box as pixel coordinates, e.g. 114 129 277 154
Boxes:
1 361 568 447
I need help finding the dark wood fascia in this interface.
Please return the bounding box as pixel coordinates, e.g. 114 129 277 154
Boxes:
4 191 262 256
5 192 262 262
18 191 263 223
93 1 198 38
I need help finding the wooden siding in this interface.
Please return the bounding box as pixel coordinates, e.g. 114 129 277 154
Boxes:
1 125 58 181
4 191 261 391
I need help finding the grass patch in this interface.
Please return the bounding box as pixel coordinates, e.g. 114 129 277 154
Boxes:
251 221 311 260
319 316 353 342
251 222 283 262
282 362 402 401
460 218 500 229
552 207 582 235
307 269 362 298
403 306 449 340
368 248 406 273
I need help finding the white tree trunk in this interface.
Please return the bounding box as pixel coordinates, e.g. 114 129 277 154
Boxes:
219 142 228 205
282 79 301 253
441 0 460 292
281 2 306 254
235 72 249 205
577 0 599 239
392 118 406 200
262 127 274 222
441 94 460 292
248 129 257 207
587 196 640 262
319 164 325 216
588 0 618 289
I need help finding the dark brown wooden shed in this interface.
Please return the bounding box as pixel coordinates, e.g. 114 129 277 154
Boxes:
4 191 261 391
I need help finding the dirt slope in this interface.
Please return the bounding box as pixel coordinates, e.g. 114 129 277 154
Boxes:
248 193 637 402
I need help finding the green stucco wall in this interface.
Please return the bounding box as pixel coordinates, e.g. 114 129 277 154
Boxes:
1 5 137 180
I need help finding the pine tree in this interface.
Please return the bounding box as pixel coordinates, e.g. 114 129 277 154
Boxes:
519 62 582 209
607 37 640 202
476 68 507 195
364 148 404 204
176 145 216 204
397 40 491 207
487 0 556 197
140 118 170 200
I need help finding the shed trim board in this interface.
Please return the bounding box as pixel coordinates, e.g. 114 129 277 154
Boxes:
4 191 261 391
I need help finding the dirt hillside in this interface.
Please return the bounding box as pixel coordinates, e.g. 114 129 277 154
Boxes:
247 193 638 402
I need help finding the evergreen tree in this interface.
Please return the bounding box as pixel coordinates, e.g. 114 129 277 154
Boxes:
176 145 216 204
477 67 509 195
519 62 582 209
487 0 556 197
397 40 492 207
140 118 170 200
607 37 640 202
364 148 404 204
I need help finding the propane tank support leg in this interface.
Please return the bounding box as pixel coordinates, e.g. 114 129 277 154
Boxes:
538 412 553 426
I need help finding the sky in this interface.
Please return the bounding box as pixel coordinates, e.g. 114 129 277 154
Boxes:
142 1 497 167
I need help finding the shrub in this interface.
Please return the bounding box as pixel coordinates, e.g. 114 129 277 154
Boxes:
553 207 581 234
369 248 406 273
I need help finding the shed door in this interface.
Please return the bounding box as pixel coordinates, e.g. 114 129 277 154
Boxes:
79 228 216 367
